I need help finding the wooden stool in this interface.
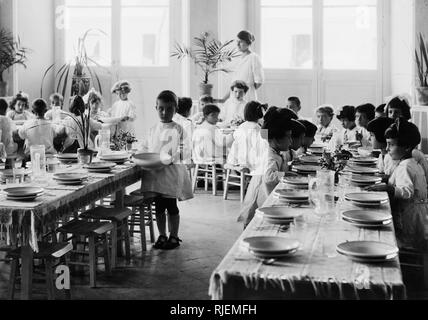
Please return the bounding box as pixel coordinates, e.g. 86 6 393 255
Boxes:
79 206 132 268
57 219 113 288
223 165 252 202
7 242 73 300
192 163 225 196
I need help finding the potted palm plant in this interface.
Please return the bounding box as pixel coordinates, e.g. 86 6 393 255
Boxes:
415 33 428 106
41 29 108 100
0 28 29 96
171 32 239 96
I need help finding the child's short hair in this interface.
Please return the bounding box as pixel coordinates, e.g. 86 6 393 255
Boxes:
262 107 294 140
386 96 412 120
32 99 48 117
376 103 386 114
88 90 102 105
177 97 193 117
244 101 265 122
0 98 8 115
10 91 29 110
157 90 178 107
290 119 306 138
111 80 132 94
50 93 64 105
384 118 421 149
278 106 298 120
356 103 375 121
199 94 214 104
69 96 85 116
203 104 221 118
316 105 334 118
288 96 301 108
367 117 395 144
298 119 318 138
337 105 356 122
230 80 249 93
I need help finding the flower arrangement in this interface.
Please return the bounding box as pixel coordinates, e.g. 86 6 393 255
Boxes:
230 115 245 128
111 130 137 151
320 147 352 181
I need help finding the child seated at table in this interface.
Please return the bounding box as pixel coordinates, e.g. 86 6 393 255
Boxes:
286 96 301 117
18 98 57 157
6 91 34 121
190 95 213 125
296 119 318 155
220 80 249 126
284 119 306 169
238 107 295 228
315 104 337 143
367 119 428 251
375 103 386 118
45 93 64 121
386 95 412 121
192 104 234 164
138 90 193 250
173 97 193 164
226 101 266 173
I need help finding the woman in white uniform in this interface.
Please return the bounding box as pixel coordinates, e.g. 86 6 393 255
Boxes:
219 30 265 103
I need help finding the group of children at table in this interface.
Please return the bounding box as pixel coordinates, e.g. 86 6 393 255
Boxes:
0 80 136 162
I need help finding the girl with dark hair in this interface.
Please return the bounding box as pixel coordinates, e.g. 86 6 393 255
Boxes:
386 96 412 121
139 90 193 250
18 98 57 157
367 119 428 251
219 30 264 103
237 107 295 228
7 91 33 121
220 80 249 125
226 101 266 173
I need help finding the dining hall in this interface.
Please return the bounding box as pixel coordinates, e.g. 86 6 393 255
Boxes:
0 0 428 304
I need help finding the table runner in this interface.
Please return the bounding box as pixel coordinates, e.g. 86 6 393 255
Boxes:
209 183 406 300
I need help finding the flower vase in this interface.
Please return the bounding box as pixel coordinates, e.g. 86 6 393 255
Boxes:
77 148 94 165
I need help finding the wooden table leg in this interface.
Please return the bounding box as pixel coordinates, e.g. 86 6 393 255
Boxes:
21 245 33 300
114 189 125 259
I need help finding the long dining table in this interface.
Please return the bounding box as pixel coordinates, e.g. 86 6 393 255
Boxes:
0 162 142 300
209 182 407 300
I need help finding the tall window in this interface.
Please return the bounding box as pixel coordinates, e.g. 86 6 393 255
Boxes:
63 0 170 67
260 0 378 70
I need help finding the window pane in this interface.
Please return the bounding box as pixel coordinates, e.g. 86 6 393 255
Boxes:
64 0 111 66
261 0 313 69
323 0 377 70
121 0 169 67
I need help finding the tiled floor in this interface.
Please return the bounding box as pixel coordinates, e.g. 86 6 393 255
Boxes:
1 188 427 300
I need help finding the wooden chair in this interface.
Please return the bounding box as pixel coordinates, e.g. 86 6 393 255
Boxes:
192 162 226 196
79 206 132 268
7 242 73 300
57 219 113 288
223 164 252 202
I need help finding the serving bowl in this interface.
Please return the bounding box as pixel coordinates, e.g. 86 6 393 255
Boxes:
132 153 172 170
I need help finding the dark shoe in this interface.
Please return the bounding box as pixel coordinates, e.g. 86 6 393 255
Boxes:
161 236 182 250
153 235 168 249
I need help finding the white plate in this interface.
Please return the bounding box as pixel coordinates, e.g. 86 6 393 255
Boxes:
53 173 88 181
273 189 309 200
348 200 388 207
85 162 116 169
342 217 392 228
350 175 382 184
243 236 300 254
257 207 303 220
338 251 397 263
309 143 325 149
336 241 398 259
57 153 78 159
307 148 324 155
293 165 320 173
351 157 378 163
88 168 113 173
300 156 321 164
4 187 44 196
342 210 392 224
251 249 298 259
55 180 84 186
346 167 379 175
345 192 388 203
7 194 42 201
281 176 308 186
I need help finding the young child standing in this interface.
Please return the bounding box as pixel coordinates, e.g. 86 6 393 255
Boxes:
109 80 137 135
238 107 295 228
367 119 428 251
220 80 249 126
139 90 193 250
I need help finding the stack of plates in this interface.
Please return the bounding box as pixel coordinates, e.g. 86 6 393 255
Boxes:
293 165 320 175
349 157 378 167
273 189 309 204
84 162 116 173
350 175 382 187
337 241 398 263
307 147 324 156
4 187 44 201
345 192 389 207
300 155 321 165
53 173 88 185
281 176 308 189
100 152 129 164
345 166 379 175
257 207 302 225
341 210 392 228
57 153 78 163
243 236 300 259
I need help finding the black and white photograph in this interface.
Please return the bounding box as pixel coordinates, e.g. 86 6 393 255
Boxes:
0 0 427 308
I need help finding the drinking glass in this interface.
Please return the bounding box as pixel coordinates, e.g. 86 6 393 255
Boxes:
30 145 46 180
13 168 25 184
309 170 336 218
